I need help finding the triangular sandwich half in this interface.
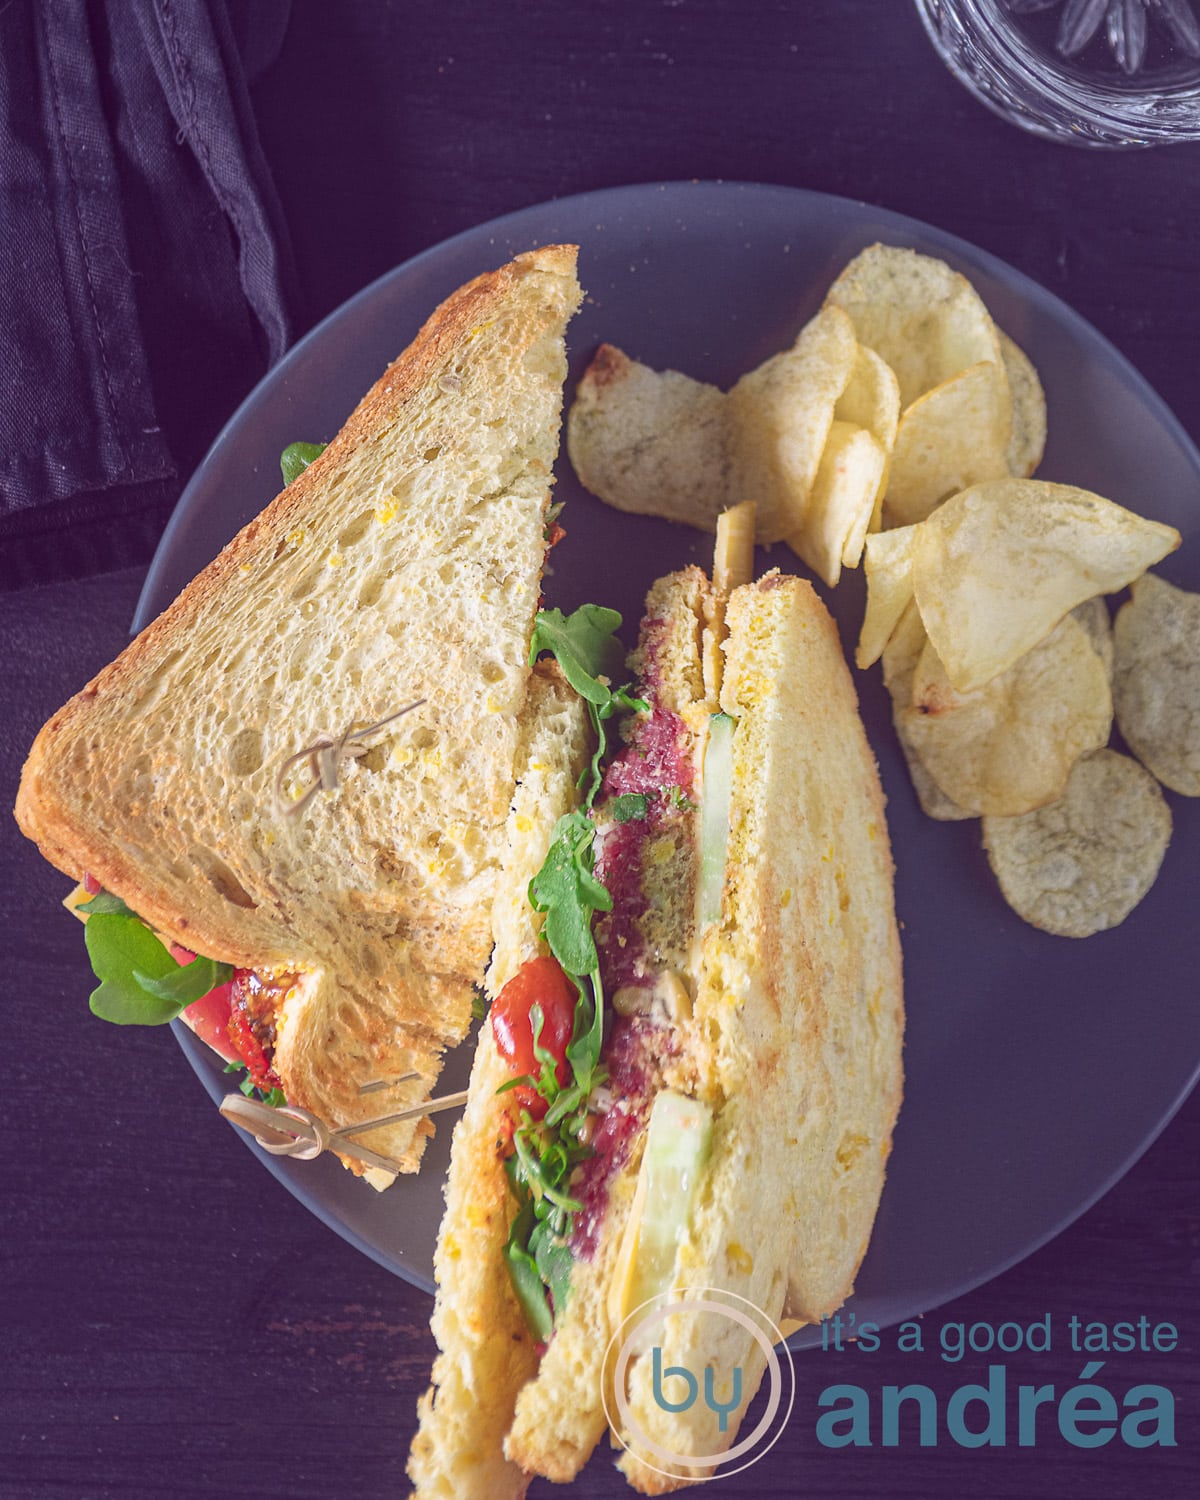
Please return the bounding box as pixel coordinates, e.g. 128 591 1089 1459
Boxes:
15 245 583 1175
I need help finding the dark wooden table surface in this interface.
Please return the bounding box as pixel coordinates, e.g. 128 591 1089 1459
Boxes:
3 3 1198 1496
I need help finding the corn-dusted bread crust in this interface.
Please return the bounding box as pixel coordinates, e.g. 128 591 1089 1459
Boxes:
617 574 903 1491
15 247 582 1171
408 665 593 1499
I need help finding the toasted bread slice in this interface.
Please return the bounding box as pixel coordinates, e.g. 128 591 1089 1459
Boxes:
615 574 903 1491
16 246 582 1171
503 572 902 1490
408 665 593 1499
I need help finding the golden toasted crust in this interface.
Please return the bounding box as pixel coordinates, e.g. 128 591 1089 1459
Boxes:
616 574 903 1489
408 666 593 1497
506 573 903 1489
15 244 579 959
15 246 583 1175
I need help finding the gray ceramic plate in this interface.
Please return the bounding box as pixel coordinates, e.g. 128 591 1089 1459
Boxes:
136 181 1200 1349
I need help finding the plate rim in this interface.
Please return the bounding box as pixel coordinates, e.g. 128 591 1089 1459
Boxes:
139 179 1200 1348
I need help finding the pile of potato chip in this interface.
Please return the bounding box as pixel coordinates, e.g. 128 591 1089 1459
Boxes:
567 243 1045 587
568 243 1200 938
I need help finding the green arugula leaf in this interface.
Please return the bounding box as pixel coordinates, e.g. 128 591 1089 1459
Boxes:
76 891 133 917
582 685 648 810
610 792 648 823
543 501 565 543
280 440 326 486
133 955 233 1007
528 813 610 978
563 975 605 1091
501 603 653 1340
85 913 182 1026
503 1198 553 1342
529 604 625 704
83 905 230 1027
533 1229 575 1318
222 1060 283 1108
529 1004 564 1101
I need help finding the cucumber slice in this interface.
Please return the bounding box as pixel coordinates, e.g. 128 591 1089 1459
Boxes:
697 712 735 929
623 1090 713 1319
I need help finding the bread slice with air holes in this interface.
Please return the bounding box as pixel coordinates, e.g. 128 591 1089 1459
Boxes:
15 245 583 1174
407 554 903 1491
407 661 593 1499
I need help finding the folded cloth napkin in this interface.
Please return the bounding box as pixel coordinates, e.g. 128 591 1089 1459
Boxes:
0 0 296 590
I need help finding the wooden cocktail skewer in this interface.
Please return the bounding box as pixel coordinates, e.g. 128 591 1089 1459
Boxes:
219 1074 469 1175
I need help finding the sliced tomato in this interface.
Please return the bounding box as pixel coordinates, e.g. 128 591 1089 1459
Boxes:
227 969 284 1092
182 982 239 1063
490 955 577 1119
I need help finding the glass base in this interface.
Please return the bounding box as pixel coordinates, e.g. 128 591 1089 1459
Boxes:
915 0 1200 147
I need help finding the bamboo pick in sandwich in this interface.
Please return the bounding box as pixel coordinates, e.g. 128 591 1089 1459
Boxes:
219 1084 469 1175
275 700 426 818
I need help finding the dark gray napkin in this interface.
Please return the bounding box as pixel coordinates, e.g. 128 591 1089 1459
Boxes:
0 0 295 589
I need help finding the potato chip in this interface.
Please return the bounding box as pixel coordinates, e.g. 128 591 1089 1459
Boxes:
856 524 917 669
567 344 729 529
728 306 858 542
788 420 886 587
835 342 901 452
1071 596 1114 681
998 331 1046 478
835 342 900 535
900 613 1112 816
1113 572 1200 795
983 749 1171 937
823 243 1003 407
912 479 1181 692
884 361 1012 527
880 604 973 821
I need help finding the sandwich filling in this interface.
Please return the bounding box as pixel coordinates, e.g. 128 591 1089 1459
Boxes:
68 877 293 1105
491 590 726 1343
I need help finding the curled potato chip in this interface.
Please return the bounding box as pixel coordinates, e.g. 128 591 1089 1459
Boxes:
567 344 729 529
728 305 858 542
901 613 1112 816
835 342 901 453
983 749 1171 937
913 479 1181 692
1071 596 1114 681
1113 572 1200 795
789 420 886 587
998 331 1046 478
824 243 1003 407
884 360 1012 527
880 604 973 821
835 342 900 536
857 525 917 669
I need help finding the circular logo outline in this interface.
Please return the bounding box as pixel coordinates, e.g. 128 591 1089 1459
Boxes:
600 1286 796 1482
